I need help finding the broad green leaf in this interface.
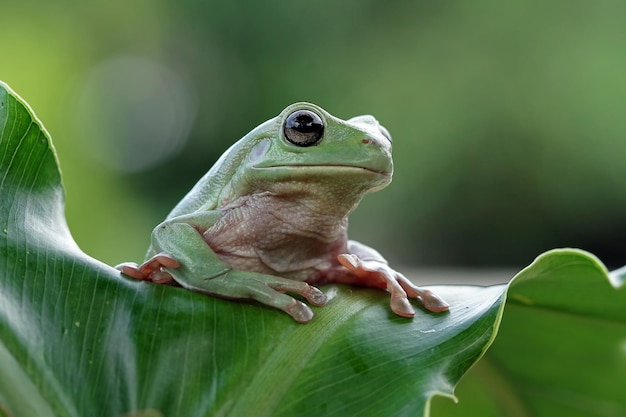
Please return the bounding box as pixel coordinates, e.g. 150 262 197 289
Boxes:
0 81 504 417
432 249 626 416
3 80 625 417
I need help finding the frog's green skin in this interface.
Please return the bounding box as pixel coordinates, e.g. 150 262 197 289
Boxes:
117 103 449 322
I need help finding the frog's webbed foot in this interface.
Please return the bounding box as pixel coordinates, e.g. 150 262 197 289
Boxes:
117 252 326 322
116 252 181 284
183 272 327 323
337 254 449 317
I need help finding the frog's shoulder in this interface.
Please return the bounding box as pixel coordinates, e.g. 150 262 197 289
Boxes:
165 118 278 219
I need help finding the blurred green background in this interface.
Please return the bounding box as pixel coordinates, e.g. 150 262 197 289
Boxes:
2 0 625 270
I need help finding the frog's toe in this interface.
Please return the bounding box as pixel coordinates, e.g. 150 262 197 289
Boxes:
117 262 176 285
304 285 327 306
139 252 180 276
150 270 176 285
337 253 361 270
260 279 324 320
253 291 316 323
260 276 327 307
116 262 145 280
390 295 416 318
419 289 450 313
285 299 314 323
395 275 449 313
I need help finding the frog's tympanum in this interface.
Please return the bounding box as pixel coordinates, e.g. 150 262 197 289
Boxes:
117 103 449 322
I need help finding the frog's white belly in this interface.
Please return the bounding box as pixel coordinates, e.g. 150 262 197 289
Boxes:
201 193 348 281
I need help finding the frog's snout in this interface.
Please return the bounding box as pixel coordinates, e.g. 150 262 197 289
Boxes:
349 115 380 130
349 115 392 145
359 129 393 151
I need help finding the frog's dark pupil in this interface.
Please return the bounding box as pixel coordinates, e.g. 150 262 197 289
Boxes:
284 110 324 147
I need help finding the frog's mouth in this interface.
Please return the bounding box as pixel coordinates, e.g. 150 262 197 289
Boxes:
260 164 392 176
256 164 392 195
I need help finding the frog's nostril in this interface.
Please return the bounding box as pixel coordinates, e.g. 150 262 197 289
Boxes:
362 138 374 145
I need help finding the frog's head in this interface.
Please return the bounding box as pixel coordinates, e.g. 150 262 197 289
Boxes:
213 102 393 214
169 103 395 217
248 102 391 184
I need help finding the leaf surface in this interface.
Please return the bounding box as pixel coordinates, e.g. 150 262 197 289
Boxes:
4 81 624 417
0 82 505 417
432 249 626 416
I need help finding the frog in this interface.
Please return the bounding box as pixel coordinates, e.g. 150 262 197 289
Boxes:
117 102 449 323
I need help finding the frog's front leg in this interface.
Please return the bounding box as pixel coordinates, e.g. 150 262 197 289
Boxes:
143 212 327 323
337 241 449 317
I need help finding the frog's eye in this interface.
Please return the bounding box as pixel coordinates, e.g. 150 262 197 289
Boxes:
284 109 324 147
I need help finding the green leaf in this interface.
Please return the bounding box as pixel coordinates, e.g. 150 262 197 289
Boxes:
0 81 504 417
3 80 625 417
432 249 626 416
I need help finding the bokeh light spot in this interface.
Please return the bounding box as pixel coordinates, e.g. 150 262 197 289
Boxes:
74 55 196 173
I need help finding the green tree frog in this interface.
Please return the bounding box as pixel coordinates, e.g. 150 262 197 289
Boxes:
117 103 449 323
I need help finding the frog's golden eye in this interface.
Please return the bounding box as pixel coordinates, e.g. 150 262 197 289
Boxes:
284 109 324 147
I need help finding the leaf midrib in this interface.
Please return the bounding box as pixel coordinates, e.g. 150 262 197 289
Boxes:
221 288 375 417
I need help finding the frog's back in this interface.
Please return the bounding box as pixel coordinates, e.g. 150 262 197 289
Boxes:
165 117 278 219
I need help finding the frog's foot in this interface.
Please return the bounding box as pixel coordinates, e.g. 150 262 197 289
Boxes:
184 272 327 323
337 254 449 317
116 252 181 284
